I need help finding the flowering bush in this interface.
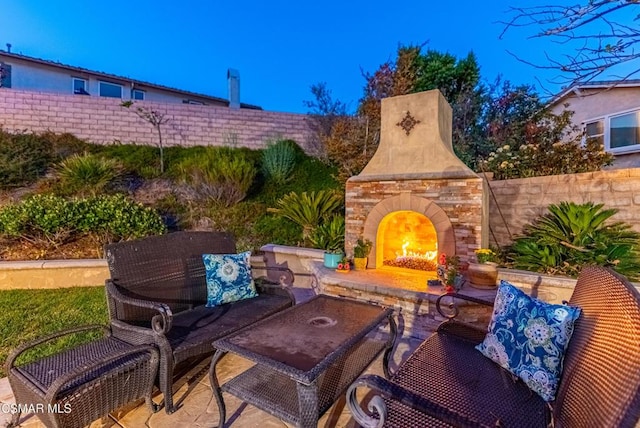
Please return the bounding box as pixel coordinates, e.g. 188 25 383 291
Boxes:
474 248 496 264
480 138 612 180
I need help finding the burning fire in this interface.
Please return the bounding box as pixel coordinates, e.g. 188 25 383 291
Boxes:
378 211 438 271
399 240 437 261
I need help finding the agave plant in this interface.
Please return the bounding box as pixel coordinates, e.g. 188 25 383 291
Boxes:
510 201 640 280
267 190 343 241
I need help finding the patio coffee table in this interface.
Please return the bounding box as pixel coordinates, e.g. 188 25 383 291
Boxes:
208 294 396 427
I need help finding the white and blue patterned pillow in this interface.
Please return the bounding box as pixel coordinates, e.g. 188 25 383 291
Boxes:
476 280 581 402
202 251 257 307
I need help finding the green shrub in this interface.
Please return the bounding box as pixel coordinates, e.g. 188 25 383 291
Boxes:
253 215 302 247
480 138 613 180
56 153 124 196
176 147 256 206
0 194 75 243
261 139 297 185
74 194 166 240
0 130 53 189
267 190 343 241
309 215 345 253
39 131 90 159
0 194 166 244
89 143 161 178
510 201 640 279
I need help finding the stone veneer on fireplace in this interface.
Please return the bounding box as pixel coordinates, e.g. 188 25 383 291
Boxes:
345 90 487 268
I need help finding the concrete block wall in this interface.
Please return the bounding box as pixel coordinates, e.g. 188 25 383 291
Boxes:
0 88 313 150
487 168 640 247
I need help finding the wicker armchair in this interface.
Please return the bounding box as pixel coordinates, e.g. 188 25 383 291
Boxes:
347 266 640 427
104 231 295 414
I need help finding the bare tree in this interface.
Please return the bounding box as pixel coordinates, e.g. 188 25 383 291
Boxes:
500 1 640 87
121 101 170 173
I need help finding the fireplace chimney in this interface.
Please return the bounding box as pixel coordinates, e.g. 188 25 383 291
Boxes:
358 90 476 179
6 43 11 53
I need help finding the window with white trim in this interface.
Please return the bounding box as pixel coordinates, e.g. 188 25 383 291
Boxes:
584 107 640 154
99 81 123 98
132 89 145 100
72 78 88 95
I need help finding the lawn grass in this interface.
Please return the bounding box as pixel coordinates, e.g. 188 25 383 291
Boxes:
0 286 108 378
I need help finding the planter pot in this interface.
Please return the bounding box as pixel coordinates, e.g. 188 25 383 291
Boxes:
323 252 343 269
353 257 368 271
468 262 498 289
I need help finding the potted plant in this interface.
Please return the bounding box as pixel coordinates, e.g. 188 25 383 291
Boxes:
309 215 345 268
352 238 372 270
468 248 498 289
336 257 351 273
438 254 463 293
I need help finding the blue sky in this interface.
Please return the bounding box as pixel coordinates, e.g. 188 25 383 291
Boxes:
1 0 637 113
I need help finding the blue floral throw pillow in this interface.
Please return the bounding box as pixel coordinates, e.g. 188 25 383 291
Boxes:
475 280 581 402
202 251 257 307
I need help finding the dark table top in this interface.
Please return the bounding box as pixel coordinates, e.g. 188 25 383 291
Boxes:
213 294 393 384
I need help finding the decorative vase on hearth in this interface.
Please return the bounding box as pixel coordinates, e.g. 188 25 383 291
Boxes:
468 262 498 289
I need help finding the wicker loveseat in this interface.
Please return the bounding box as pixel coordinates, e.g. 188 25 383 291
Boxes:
104 231 295 414
347 266 640 427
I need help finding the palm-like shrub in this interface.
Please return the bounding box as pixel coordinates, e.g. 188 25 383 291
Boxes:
309 215 345 253
57 153 123 196
268 190 343 241
177 147 256 207
510 201 640 280
262 139 297 185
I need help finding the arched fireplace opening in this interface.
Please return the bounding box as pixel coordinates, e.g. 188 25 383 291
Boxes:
377 210 437 271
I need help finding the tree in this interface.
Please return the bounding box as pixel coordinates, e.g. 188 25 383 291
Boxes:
303 82 348 159
501 1 640 87
307 45 486 180
121 101 170 174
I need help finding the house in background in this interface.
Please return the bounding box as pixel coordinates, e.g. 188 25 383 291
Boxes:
549 80 640 167
0 47 259 110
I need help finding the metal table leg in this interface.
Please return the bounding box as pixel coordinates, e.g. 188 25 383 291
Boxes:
208 349 228 427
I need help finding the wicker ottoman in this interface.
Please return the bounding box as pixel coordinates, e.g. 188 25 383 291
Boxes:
5 325 159 428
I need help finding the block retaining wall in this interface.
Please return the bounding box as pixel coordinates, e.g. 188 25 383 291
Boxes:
0 88 314 151
487 168 640 247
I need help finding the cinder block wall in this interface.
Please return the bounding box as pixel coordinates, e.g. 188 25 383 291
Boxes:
0 88 313 150
487 168 640 247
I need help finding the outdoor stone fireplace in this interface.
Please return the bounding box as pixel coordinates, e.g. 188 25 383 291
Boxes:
345 90 487 270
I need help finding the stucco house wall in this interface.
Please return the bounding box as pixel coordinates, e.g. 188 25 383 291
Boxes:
550 83 640 167
0 51 237 106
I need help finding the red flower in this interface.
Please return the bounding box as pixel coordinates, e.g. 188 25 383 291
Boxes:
337 263 344 270
438 253 447 265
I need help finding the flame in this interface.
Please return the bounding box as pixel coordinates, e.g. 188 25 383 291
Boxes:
396 240 437 261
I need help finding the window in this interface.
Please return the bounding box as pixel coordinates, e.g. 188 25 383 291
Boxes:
584 107 640 154
610 111 640 150
0 63 11 88
131 89 145 100
99 81 122 98
585 119 604 147
72 78 88 95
